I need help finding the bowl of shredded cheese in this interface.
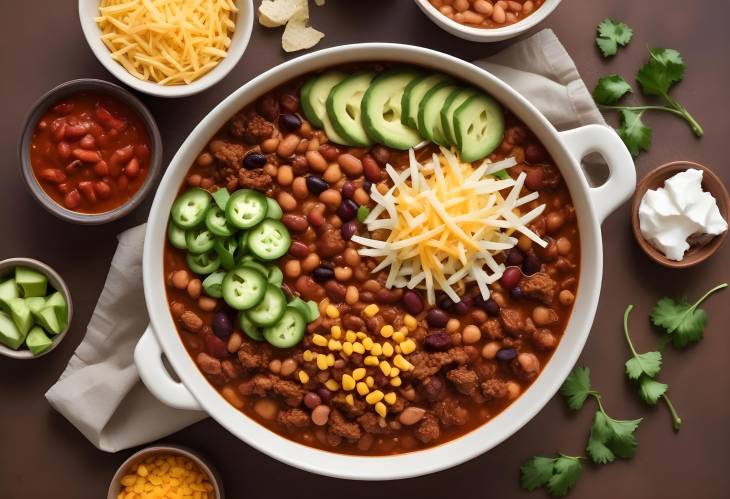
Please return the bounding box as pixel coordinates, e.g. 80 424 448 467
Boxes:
79 0 254 98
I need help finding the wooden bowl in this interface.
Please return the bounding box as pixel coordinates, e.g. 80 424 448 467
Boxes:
631 161 729 268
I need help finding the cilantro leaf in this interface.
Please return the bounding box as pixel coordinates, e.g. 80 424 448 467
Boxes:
625 351 662 379
561 366 593 410
638 375 668 405
586 408 642 463
605 417 642 459
596 19 633 57
636 48 685 96
547 457 582 497
650 283 728 348
520 456 555 491
617 109 652 156
586 412 615 464
593 75 633 105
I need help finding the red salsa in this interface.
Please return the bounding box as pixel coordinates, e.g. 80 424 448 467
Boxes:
30 91 151 214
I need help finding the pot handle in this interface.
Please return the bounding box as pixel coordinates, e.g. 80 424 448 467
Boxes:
558 124 636 223
134 325 202 412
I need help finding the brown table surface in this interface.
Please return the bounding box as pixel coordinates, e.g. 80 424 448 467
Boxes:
1 1 729 497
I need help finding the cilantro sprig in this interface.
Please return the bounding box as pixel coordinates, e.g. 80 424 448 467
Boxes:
521 454 583 497
596 19 633 57
593 46 704 156
623 305 681 431
650 283 727 348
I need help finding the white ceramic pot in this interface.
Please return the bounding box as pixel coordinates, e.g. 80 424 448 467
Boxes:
135 43 635 480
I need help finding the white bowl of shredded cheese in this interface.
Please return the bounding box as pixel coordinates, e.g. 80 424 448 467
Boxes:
79 0 254 98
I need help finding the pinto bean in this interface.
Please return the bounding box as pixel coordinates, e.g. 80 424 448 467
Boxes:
281 214 308 233
399 407 426 426
196 352 221 375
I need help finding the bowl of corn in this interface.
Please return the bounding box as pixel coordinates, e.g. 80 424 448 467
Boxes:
108 445 223 499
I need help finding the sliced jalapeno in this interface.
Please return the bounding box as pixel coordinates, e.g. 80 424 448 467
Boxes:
205 205 235 237
267 265 284 286
248 219 291 261
266 197 283 220
222 267 267 310
167 222 187 249
202 270 226 298
214 237 238 271
225 189 268 229
185 227 216 254
212 188 231 211
186 250 220 275
171 188 211 229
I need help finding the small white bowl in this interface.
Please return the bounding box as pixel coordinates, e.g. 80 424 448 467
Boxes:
414 0 562 42
78 0 254 98
0 258 73 360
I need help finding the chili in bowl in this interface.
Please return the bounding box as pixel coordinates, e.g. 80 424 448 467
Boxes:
19 79 162 224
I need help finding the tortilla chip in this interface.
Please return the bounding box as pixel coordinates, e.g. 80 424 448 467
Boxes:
282 8 324 52
258 0 307 28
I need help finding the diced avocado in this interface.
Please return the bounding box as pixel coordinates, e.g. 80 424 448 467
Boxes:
15 266 48 297
7 298 33 336
453 93 505 163
26 326 53 356
37 306 62 335
0 279 19 313
418 82 459 146
0 311 25 349
45 291 69 329
326 72 375 146
25 296 46 313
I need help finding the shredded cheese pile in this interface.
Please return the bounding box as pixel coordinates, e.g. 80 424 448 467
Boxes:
353 147 547 305
96 0 238 85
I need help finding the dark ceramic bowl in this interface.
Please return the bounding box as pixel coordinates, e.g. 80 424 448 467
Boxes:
631 161 729 268
19 79 162 224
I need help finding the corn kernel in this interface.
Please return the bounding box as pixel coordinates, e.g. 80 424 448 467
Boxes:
342 342 354 356
352 368 366 380
356 381 370 396
303 349 314 362
118 454 213 499
121 475 137 487
325 379 340 391
137 465 149 477
345 330 357 342
362 337 374 350
316 354 328 370
327 353 335 366
393 354 414 371
390 367 400 377
380 325 394 338
366 390 384 404
352 342 365 354
342 374 356 391
312 334 328 347
390 376 402 387
298 371 309 384
384 392 397 405
364 355 379 366
379 360 392 376
370 343 382 356
328 339 342 351
400 338 417 355
363 304 380 317
392 331 406 343
381 342 394 357
404 314 418 331
330 325 342 339
375 401 387 418
366 376 374 387
345 394 354 406
356 331 367 340
325 304 340 319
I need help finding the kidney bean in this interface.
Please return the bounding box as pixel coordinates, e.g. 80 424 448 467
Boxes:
110 144 134 166
506 248 524 266
426 309 449 328
204 334 229 359
63 189 81 209
50 118 66 141
305 175 329 196
281 214 308 233
52 102 74 115
425 332 452 351
94 181 111 199
340 220 357 241
360 154 382 182
38 168 66 184
289 241 310 258
57 141 71 159
313 266 335 282
78 134 95 150
64 124 88 139
278 113 302 132
496 347 517 361
123 157 140 179
500 267 522 289
525 143 548 163
319 143 340 162
370 145 390 165
402 290 424 315
325 280 347 302
212 312 233 338
303 392 322 410
295 275 325 302
117 175 129 192
72 148 101 163
76 181 95 203
280 92 299 113
135 144 150 163
57 182 73 194
93 160 109 176
524 167 544 191
307 203 325 227
337 199 358 222
340 181 354 200
65 160 82 175
316 387 333 405
244 152 266 170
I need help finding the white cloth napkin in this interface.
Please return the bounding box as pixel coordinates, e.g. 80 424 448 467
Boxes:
46 28 605 452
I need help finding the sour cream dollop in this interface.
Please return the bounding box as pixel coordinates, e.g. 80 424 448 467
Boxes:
638 169 727 261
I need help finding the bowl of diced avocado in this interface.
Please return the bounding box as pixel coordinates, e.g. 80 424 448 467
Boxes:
0 258 72 359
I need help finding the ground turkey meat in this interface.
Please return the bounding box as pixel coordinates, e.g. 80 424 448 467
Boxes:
358 412 390 435
317 224 347 258
328 410 362 442
237 341 271 369
277 408 310 431
481 379 508 401
500 308 526 336
238 168 273 192
446 367 479 397
433 398 469 427
522 272 558 305
230 112 274 144
331 392 367 418
409 347 475 381
213 141 246 169
271 378 305 407
414 414 440 444
480 318 504 340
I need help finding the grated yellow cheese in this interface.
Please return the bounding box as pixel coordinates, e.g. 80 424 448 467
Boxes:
96 0 238 85
353 147 547 305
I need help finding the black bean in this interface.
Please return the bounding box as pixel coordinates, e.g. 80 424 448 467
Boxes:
437 295 455 313
340 220 357 241
312 266 335 282
243 152 266 170
305 175 329 196
425 332 452 351
506 248 524 266
212 312 232 338
522 252 542 276
278 113 302 132
337 199 359 222
452 296 472 316
341 181 355 199
426 309 449 328
510 286 524 300
496 348 517 361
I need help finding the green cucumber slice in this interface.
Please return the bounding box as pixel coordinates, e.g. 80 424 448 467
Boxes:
245 284 287 327
239 312 265 341
0 311 24 349
222 267 267 310
212 188 231 211
15 266 48 297
265 197 283 220
300 72 353 145
186 251 221 275
402 73 449 129
185 227 216 254
205 205 235 237
226 189 268 229
202 271 226 298
26 326 53 355
453 93 505 162
326 72 375 146
168 222 188 250
418 82 459 146
441 88 476 146
362 69 423 150
263 308 306 348
247 220 291 261
171 188 210 229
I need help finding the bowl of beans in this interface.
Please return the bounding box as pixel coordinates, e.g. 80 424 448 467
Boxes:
19 79 163 224
108 445 223 499
414 0 562 42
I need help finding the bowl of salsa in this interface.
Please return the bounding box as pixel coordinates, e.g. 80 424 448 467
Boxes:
19 79 162 224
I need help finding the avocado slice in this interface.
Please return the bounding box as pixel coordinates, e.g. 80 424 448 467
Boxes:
0 279 19 313
453 93 505 163
441 88 476 146
7 298 33 336
401 73 449 130
299 72 353 145
326 72 375 147
0 311 25 349
15 266 48 297
26 326 53 356
418 83 459 146
45 291 68 329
